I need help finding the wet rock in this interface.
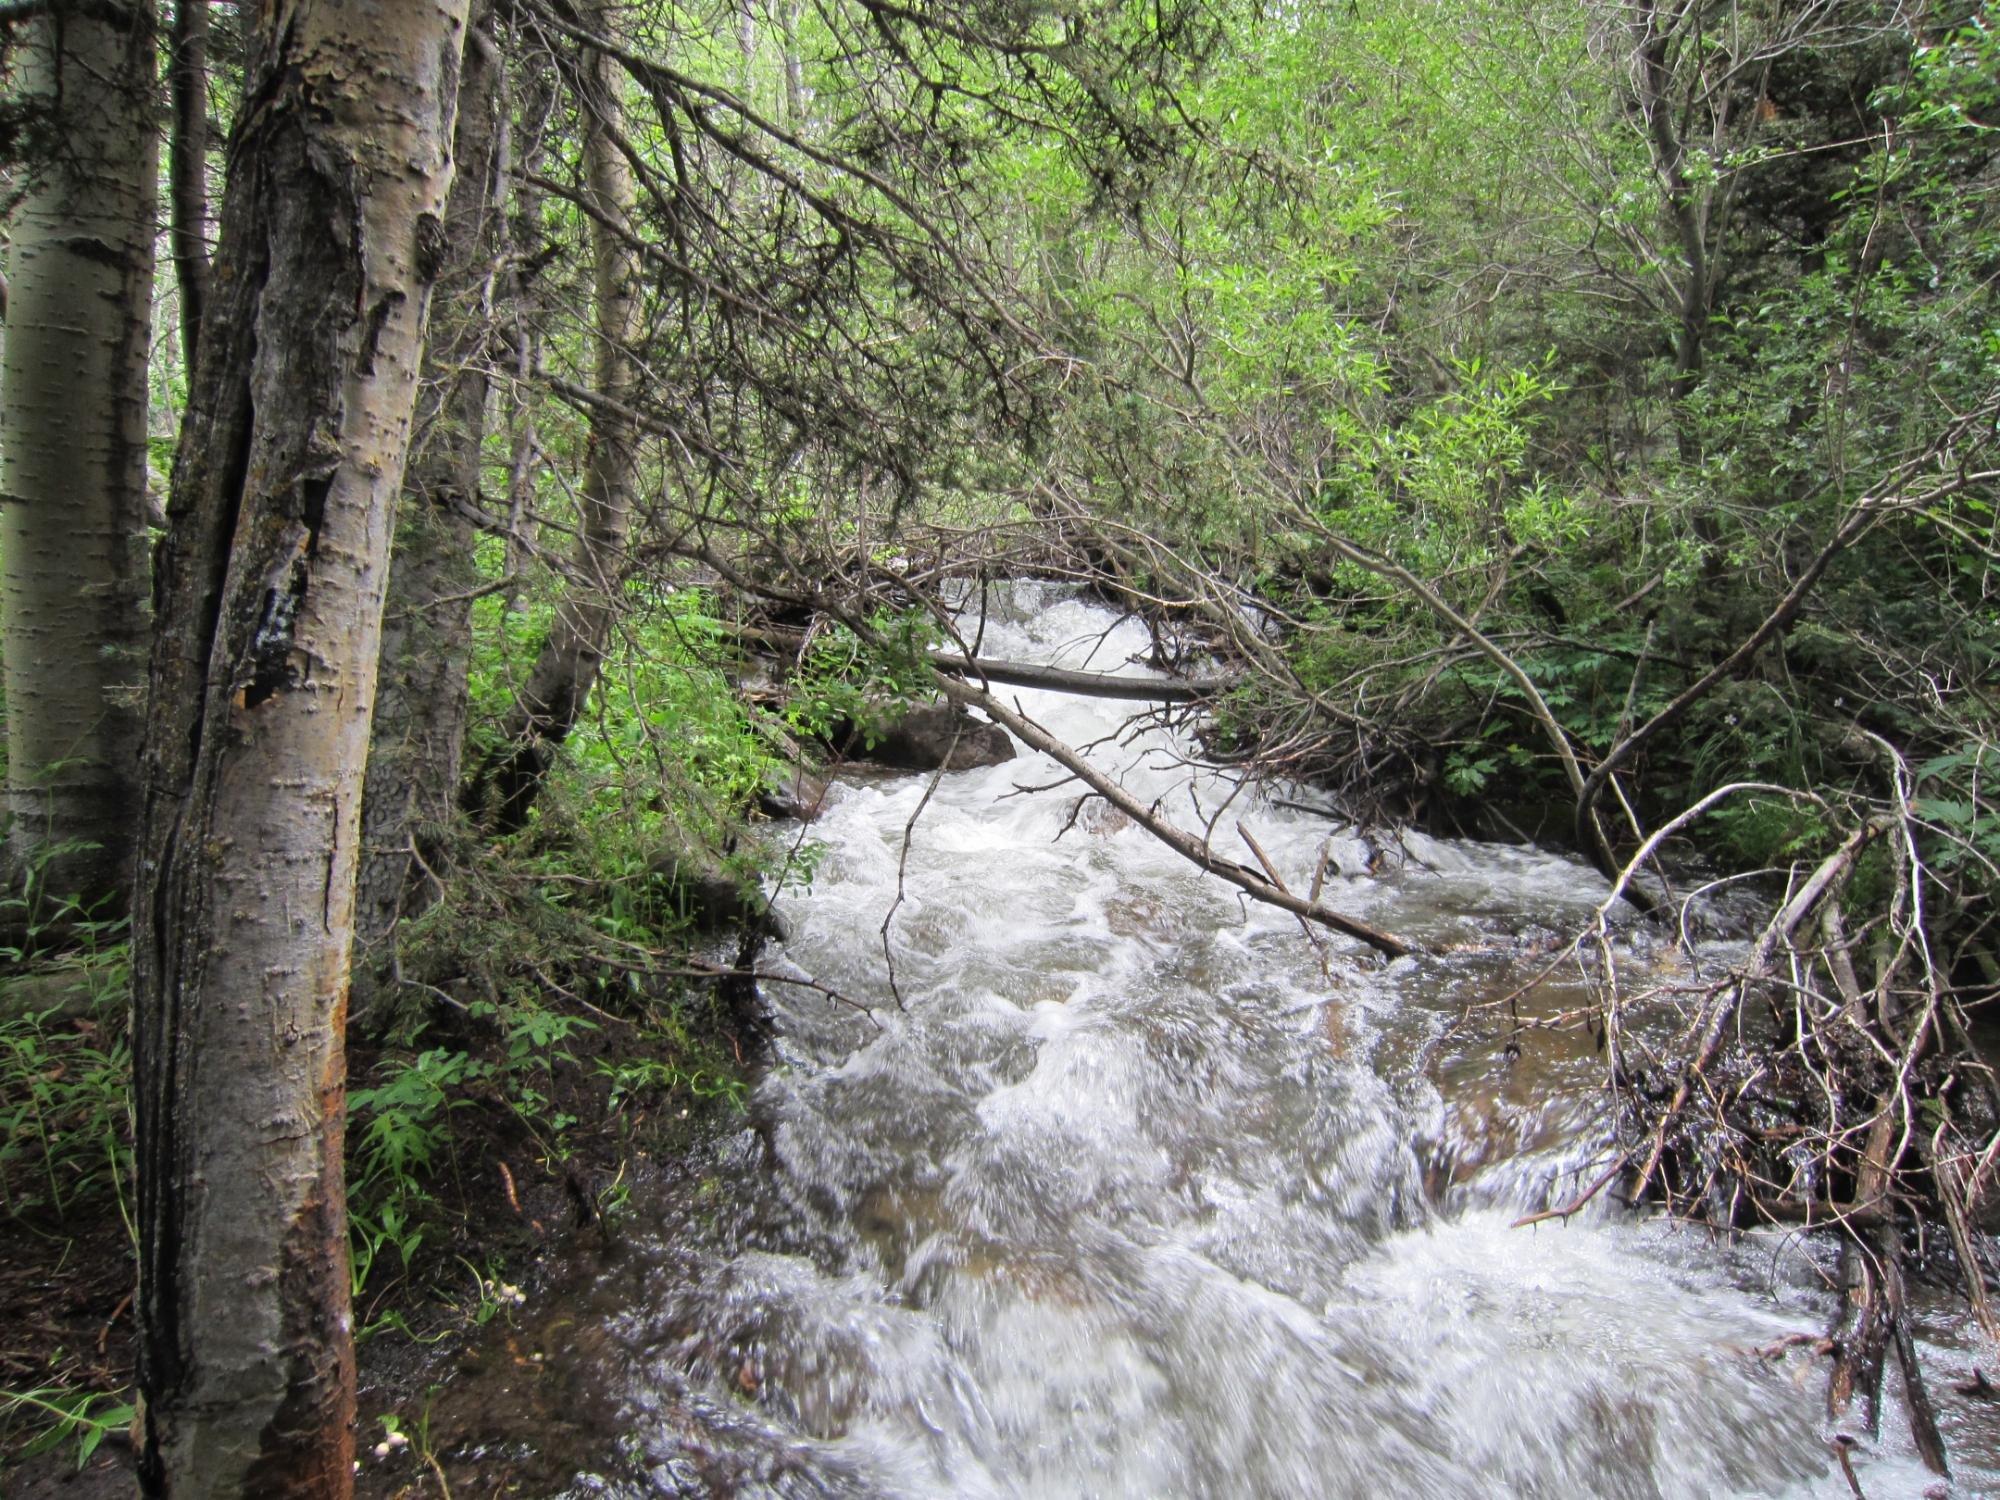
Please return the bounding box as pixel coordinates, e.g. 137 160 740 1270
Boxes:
1077 798 1131 837
834 702 1015 772
649 850 786 941
1320 833 1379 879
757 763 831 822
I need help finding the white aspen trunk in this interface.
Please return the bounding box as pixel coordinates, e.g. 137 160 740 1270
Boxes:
0 0 157 915
737 0 757 92
131 2 472 1494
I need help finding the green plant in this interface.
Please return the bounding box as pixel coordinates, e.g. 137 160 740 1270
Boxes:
454 1255 523 1328
782 610 943 745
349 1199 427 1302
0 823 133 960
1915 743 2000 877
597 1052 749 1117
350 1049 474 1187
345 1046 479 1296
481 997 596 1156
0 980 133 1226
0 1384 135 1469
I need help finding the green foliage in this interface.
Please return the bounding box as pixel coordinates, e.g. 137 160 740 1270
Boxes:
0 837 128 959
346 1047 467 1302
782 609 944 746
344 997 601 1303
1915 743 2000 876
343 968 745 1325
0 1385 135 1470
0 951 131 1229
455 583 796 953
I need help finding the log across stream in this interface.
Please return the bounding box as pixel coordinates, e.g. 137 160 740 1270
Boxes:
437 584 1999 1496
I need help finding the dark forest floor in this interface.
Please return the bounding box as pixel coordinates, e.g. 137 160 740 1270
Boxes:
0 948 751 1494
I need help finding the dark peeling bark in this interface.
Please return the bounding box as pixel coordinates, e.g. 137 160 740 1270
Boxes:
131 1 471 1493
467 25 641 834
354 1 502 1014
0 0 157 916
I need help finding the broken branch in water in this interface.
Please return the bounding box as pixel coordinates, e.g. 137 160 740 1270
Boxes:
935 674 1416 959
1510 1154 1630 1229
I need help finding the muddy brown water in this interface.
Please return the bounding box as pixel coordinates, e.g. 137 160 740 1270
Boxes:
365 586 1998 1499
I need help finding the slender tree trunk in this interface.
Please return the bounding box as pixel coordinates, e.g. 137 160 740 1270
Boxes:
781 0 806 124
501 52 552 609
470 32 641 833
168 0 211 373
131 2 470 1493
1633 2 1712 414
737 0 757 92
0 0 157 917
354 2 503 1011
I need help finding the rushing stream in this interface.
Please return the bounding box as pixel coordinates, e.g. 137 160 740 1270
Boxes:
553 585 1995 1498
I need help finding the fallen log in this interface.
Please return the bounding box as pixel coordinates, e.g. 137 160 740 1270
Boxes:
936 674 1416 960
932 653 1223 703
732 623 1223 703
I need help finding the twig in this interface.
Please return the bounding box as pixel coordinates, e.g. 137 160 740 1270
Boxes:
1511 1154 1629 1229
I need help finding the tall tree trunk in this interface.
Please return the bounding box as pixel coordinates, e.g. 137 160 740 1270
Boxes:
1632 2 1713 418
354 2 502 1014
0 0 157 917
737 0 757 92
470 33 641 833
781 0 806 124
500 52 553 609
131 2 470 1493
168 0 212 373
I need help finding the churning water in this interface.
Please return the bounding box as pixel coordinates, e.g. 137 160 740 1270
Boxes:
577 585 1995 1498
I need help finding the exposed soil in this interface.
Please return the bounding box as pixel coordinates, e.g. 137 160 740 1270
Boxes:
0 1189 135 1498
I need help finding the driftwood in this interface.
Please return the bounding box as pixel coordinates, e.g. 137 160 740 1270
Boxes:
935 675 1415 959
733 622 1223 703
934 652 1222 702
1570 779 1966 1478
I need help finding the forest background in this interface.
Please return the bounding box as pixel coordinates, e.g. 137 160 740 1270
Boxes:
0 0 1995 1492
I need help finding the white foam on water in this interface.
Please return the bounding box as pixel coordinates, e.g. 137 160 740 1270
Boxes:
597 585 1993 1499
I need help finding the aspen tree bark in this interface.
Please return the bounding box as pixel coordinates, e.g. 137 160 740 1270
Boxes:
737 0 757 91
0 0 156 915
471 29 641 833
354 1 502 1009
131 2 471 1493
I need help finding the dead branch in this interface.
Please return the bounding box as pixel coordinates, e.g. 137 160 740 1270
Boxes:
935 674 1416 959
